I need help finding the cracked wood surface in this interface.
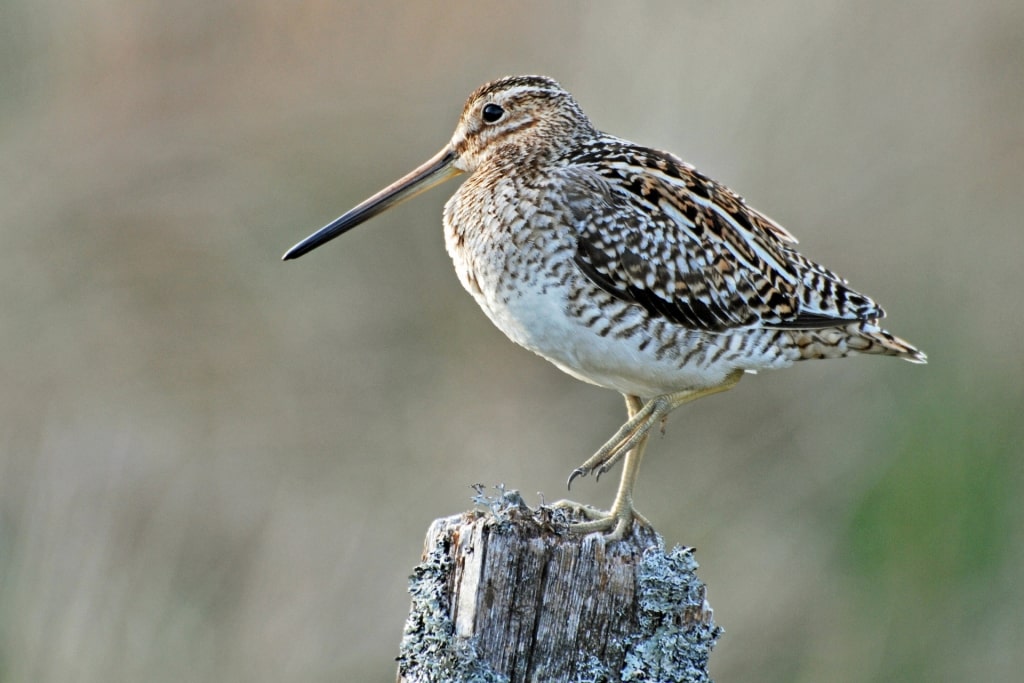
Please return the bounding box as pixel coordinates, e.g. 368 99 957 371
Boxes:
397 491 720 683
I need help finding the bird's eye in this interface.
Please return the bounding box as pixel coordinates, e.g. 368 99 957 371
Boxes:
481 103 504 123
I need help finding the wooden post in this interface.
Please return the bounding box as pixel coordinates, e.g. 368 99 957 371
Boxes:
396 487 721 683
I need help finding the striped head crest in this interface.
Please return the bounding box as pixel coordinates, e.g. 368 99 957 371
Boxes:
449 75 596 170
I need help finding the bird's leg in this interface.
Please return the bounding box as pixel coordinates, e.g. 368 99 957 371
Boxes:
565 370 745 540
567 394 652 539
567 394 661 488
567 371 744 487
551 394 646 530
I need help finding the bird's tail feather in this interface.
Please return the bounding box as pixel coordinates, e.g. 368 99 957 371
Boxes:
792 321 927 364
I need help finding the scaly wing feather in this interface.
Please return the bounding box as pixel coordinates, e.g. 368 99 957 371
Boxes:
561 139 883 333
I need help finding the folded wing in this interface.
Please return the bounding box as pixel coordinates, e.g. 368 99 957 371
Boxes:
561 143 884 333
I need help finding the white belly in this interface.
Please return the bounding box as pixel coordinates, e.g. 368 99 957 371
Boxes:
463 267 781 398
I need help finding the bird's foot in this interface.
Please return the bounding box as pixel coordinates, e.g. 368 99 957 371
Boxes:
566 398 667 489
549 498 606 521
550 499 652 541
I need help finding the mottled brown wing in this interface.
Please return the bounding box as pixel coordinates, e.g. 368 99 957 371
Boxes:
560 146 881 332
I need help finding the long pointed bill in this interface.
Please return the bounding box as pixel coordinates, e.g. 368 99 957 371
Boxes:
282 146 461 260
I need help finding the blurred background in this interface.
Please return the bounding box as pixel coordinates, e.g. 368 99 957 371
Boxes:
1 1 1021 681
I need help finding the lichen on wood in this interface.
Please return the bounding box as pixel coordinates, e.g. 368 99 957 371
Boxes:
396 487 720 683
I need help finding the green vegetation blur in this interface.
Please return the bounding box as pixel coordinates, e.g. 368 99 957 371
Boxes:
0 2 1020 682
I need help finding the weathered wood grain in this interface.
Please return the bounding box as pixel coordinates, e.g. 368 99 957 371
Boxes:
397 489 720 683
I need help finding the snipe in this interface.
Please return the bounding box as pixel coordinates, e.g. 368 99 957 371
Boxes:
284 75 925 539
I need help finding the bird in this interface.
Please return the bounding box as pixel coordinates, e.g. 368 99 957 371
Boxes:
283 75 925 540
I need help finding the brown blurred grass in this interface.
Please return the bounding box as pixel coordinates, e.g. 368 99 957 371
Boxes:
1 1 1022 681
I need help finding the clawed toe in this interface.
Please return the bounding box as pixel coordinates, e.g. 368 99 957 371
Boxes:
564 463 613 489
551 499 652 541
566 467 588 489
595 461 617 481
569 505 649 541
549 498 606 521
